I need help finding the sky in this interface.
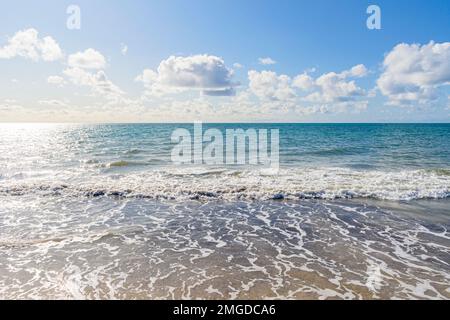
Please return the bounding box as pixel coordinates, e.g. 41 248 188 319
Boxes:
0 0 449 123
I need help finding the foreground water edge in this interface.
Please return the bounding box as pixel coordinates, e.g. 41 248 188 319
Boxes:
0 196 448 300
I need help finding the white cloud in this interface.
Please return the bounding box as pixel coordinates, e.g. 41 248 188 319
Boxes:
63 48 123 100
292 65 369 105
158 54 233 89
233 62 243 69
136 54 237 96
64 67 123 100
0 28 63 61
121 43 128 56
0 99 24 112
341 64 368 78
134 69 174 97
258 57 276 65
135 69 158 85
377 41 450 106
306 68 366 103
47 75 66 87
293 73 315 91
68 48 106 69
249 64 367 106
38 99 70 108
296 66 369 113
245 65 369 115
248 70 295 101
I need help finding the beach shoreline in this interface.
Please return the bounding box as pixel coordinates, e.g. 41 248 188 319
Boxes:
0 123 449 299
0 196 448 300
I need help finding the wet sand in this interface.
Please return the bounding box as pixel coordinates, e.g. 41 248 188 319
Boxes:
0 196 448 300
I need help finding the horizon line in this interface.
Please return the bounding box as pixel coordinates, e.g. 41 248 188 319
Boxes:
1 121 450 125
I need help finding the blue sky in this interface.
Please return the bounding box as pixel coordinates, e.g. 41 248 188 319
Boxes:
0 0 449 122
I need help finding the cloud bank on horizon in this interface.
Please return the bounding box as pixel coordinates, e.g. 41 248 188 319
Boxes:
0 1 449 122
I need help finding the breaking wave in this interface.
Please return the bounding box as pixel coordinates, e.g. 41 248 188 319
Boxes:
1 167 449 201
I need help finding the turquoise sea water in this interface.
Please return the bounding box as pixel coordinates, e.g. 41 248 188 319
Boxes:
0 123 449 200
0 123 449 299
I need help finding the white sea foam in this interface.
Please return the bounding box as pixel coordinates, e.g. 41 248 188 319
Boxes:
0 167 449 201
0 198 448 299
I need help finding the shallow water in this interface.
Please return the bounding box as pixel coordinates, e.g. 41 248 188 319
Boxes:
0 196 448 300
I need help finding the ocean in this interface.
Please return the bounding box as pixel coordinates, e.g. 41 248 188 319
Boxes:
0 123 449 299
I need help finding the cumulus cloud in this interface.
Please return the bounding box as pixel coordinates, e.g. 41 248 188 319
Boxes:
0 28 63 61
341 64 368 78
249 64 367 104
64 67 123 99
68 48 106 69
258 57 276 65
289 65 368 107
296 66 369 113
293 73 315 91
377 41 450 106
158 54 233 89
245 64 369 114
62 48 124 100
135 69 158 85
248 70 295 101
135 54 237 96
305 68 367 103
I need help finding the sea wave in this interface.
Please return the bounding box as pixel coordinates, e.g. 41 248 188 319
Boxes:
1 167 449 201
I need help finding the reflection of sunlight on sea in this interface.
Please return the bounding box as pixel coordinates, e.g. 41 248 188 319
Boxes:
0 123 450 201
0 123 100 185
0 123 449 299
